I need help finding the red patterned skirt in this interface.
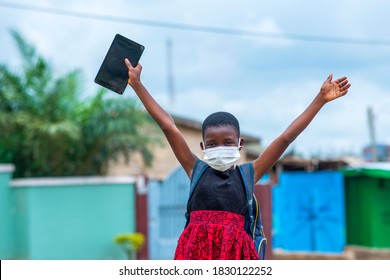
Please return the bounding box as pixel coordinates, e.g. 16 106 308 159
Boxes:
174 210 259 260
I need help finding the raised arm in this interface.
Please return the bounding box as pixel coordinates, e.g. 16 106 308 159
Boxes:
252 74 351 183
125 59 198 178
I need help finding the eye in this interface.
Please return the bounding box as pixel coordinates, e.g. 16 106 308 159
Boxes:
224 141 235 146
206 143 216 148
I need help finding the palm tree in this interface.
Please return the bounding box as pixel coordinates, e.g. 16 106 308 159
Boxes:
0 30 160 177
74 89 160 176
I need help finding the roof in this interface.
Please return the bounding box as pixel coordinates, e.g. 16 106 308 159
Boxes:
275 156 348 171
358 162 390 171
343 162 390 178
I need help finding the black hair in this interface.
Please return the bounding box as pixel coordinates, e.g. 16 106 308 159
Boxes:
202 111 240 139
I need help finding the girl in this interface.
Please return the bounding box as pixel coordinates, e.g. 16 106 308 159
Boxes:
124 58 351 260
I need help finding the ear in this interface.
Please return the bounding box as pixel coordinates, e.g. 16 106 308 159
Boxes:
239 138 244 150
200 141 204 151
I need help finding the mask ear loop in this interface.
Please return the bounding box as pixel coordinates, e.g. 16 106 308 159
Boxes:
202 141 206 153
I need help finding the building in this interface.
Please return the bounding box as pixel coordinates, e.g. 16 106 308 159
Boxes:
362 144 390 162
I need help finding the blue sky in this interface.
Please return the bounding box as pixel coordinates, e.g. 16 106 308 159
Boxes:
1 0 390 158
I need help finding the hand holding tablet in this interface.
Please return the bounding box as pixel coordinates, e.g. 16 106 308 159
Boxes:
94 34 145 94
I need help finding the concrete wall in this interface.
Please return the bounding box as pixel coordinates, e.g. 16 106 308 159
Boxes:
0 165 16 259
0 165 138 260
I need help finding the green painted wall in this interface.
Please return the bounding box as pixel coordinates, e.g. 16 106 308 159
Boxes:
12 187 29 259
1 173 137 260
344 169 390 248
0 165 16 259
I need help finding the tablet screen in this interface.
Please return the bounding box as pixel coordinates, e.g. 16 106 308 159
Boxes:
94 34 145 94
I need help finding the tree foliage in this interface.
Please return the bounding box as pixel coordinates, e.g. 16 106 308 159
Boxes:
0 30 160 177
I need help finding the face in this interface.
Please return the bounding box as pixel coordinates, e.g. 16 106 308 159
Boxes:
200 125 244 150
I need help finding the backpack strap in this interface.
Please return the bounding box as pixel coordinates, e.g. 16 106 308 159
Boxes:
237 162 265 237
189 159 209 198
237 162 254 202
184 159 209 227
237 162 255 231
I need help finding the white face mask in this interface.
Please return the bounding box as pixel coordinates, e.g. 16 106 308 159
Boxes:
202 144 241 172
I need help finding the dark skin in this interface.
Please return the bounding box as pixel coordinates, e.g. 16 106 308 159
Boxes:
125 59 351 182
201 126 243 151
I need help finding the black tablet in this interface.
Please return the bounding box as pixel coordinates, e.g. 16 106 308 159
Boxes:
94 34 145 94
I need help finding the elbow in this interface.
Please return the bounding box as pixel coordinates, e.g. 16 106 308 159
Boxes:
160 118 177 133
279 133 295 146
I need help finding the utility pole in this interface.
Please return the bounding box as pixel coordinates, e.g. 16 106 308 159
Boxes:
166 38 175 111
367 106 378 162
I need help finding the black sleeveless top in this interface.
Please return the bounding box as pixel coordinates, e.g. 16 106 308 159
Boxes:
187 166 247 216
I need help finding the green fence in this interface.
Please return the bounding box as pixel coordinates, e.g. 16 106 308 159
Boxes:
0 165 15 259
344 168 390 248
0 164 137 260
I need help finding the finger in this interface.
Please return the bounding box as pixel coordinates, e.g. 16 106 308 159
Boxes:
334 76 347 84
340 83 351 95
342 83 351 91
338 79 349 87
327 73 333 82
124 58 133 70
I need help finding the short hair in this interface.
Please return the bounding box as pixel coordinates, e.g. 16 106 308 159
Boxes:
202 111 240 139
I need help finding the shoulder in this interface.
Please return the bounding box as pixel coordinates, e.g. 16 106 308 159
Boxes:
190 160 210 182
236 162 254 172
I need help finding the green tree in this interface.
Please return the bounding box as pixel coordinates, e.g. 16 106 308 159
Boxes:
0 30 160 177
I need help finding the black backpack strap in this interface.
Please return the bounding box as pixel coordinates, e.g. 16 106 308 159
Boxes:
237 162 265 236
238 162 266 260
184 159 208 227
189 159 209 198
253 194 265 237
237 162 254 201
237 162 255 231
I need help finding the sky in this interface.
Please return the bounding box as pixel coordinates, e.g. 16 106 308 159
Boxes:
1 0 390 159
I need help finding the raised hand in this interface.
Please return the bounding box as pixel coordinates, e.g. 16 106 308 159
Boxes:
319 74 351 102
125 58 142 88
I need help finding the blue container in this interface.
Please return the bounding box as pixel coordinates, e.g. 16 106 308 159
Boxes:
273 171 346 253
